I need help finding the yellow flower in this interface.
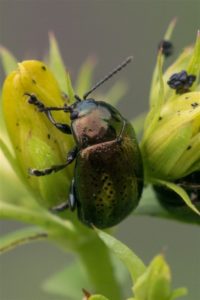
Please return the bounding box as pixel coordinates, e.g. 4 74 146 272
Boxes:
2 60 74 207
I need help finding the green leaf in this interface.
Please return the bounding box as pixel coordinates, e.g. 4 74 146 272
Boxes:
111 255 131 297
163 18 177 40
0 138 15 167
75 57 96 98
0 166 37 207
66 71 76 103
0 138 26 185
43 260 91 300
170 288 188 300
48 33 70 95
187 31 200 88
149 18 176 109
95 228 146 284
144 49 164 139
0 202 78 246
0 46 18 75
0 226 47 254
134 185 200 225
0 48 17 134
155 179 200 216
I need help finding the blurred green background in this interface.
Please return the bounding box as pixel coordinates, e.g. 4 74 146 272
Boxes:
0 1 200 299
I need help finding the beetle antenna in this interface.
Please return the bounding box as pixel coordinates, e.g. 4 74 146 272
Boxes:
83 56 133 100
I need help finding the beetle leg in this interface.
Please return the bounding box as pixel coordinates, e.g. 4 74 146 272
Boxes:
50 179 77 212
29 146 78 176
116 119 126 143
45 110 71 134
26 93 72 134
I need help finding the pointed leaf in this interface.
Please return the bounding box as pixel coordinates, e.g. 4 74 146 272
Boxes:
0 201 77 244
66 71 76 103
187 31 200 88
95 228 146 284
170 288 188 300
149 18 176 109
0 138 26 185
134 185 200 225
0 227 47 254
75 57 96 98
48 33 75 103
144 49 164 140
0 46 18 75
48 33 69 93
163 18 177 40
155 179 200 216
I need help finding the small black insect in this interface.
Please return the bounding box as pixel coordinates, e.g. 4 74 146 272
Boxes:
167 70 196 94
158 40 173 57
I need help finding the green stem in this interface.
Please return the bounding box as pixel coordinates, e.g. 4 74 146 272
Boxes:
77 235 121 300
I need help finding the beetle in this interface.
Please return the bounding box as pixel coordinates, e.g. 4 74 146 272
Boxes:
26 57 143 228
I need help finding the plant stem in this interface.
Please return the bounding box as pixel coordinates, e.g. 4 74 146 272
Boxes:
77 234 121 300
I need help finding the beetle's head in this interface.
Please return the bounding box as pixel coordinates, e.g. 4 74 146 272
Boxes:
69 98 97 121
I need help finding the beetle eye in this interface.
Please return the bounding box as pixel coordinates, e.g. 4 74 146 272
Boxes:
70 110 79 120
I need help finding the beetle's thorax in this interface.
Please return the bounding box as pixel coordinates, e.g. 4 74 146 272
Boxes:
71 99 123 148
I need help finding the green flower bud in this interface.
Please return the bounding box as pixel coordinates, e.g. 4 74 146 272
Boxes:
142 90 200 180
2 60 74 207
142 31 200 180
132 255 187 300
141 30 200 212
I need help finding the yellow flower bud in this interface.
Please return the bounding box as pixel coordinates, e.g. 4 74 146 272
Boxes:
2 60 74 207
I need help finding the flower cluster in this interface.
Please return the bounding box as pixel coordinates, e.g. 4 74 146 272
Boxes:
141 24 200 213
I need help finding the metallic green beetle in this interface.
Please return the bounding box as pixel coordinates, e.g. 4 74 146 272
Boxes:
27 57 144 228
